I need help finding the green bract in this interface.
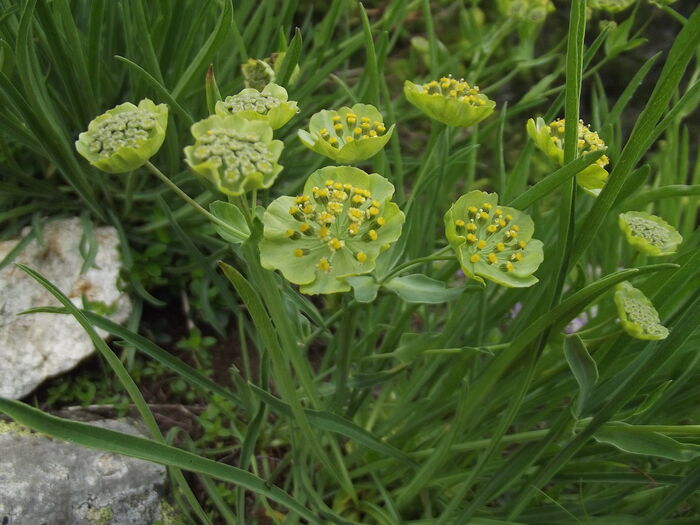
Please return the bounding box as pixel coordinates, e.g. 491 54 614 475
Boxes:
75 99 168 173
298 104 394 164
240 58 276 90
215 83 298 130
614 282 669 340
403 76 496 127
527 117 610 196
184 114 283 196
589 0 636 12
618 211 682 257
259 166 405 295
444 190 544 287
497 0 555 23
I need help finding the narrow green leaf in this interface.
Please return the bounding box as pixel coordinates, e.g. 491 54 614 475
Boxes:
564 334 599 417
383 274 463 304
594 422 700 461
276 28 302 87
0 398 319 523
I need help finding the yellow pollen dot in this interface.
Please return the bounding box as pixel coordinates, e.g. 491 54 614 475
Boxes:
368 229 378 241
325 179 334 186
372 200 380 207
468 206 478 214
477 240 487 249
319 226 330 238
349 208 364 221
361 122 371 131
505 262 514 272
315 188 328 198
329 238 344 250
479 211 489 220
332 115 341 123
487 253 498 264
376 124 386 133
318 212 334 223
506 230 517 239
302 204 314 214
376 217 386 226
360 116 371 123
487 225 497 233
334 123 343 132
512 225 520 232
207 130 214 135
356 252 367 263
328 202 343 214
368 206 380 216
348 223 359 235
345 136 354 143
455 219 465 227
295 195 309 203
293 248 305 257
320 128 329 137
334 182 343 190
332 190 346 200
299 223 310 233
449 90 457 97
518 241 527 249
354 127 362 136
369 130 377 137
511 253 523 261
344 183 353 190
498 219 506 227
285 229 295 238
317 258 331 272
483 203 492 210
467 222 477 231
496 242 505 252
466 233 477 243
352 194 365 204
495 209 502 216
470 254 480 263
289 206 298 215
328 137 338 146
506 214 513 221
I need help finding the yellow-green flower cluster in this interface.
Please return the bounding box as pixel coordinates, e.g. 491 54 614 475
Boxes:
75 99 168 173
614 282 669 340
184 114 283 196
216 83 298 130
260 166 404 294
445 191 543 287
298 104 394 164
527 117 609 196
498 0 555 23
404 76 495 127
618 211 683 257
589 0 636 12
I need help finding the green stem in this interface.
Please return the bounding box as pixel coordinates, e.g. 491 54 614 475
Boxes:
144 161 239 237
381 247 453 282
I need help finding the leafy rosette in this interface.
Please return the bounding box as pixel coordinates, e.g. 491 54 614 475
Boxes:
215 83 298 130
298 104 394 164
618 211 682 257
614 282 669 340
445 191 543 287
184 114 283 196
259 166 405 295
404 76 495 127
527 117 609 196
76 99 168 173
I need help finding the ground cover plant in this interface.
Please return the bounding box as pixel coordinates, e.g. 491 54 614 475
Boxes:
0 0 699 523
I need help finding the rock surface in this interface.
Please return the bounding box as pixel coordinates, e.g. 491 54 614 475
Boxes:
0 217 131 399
0 418 166 524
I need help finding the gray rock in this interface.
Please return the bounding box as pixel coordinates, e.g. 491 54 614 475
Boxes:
0 217 131 399
0 418 166 524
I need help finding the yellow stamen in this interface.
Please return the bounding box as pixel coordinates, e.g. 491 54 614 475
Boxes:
356 252 367 263
469 254 480 263
496 242 505 252
317 258 331 272
477 240 487 249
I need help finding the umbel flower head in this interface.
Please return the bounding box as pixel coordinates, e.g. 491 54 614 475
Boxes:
241 58 276 91
618 211 682 257
298 104 394 164
184 114 283 196
444 190 543 287
404 76 496 127
614 281 669 340
216 83 298 130
527 117 609 196
498 0 555 23
259 166 405 295
76 99 168 173
589 0 636 12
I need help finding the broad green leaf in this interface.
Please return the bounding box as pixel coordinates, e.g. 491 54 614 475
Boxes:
594 422 700 462
383 274 463 304
346 275 379 303
209 200 250 243
564 334 599 417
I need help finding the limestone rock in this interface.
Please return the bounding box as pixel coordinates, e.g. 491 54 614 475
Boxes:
0 418 166 524
0 217 131 399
